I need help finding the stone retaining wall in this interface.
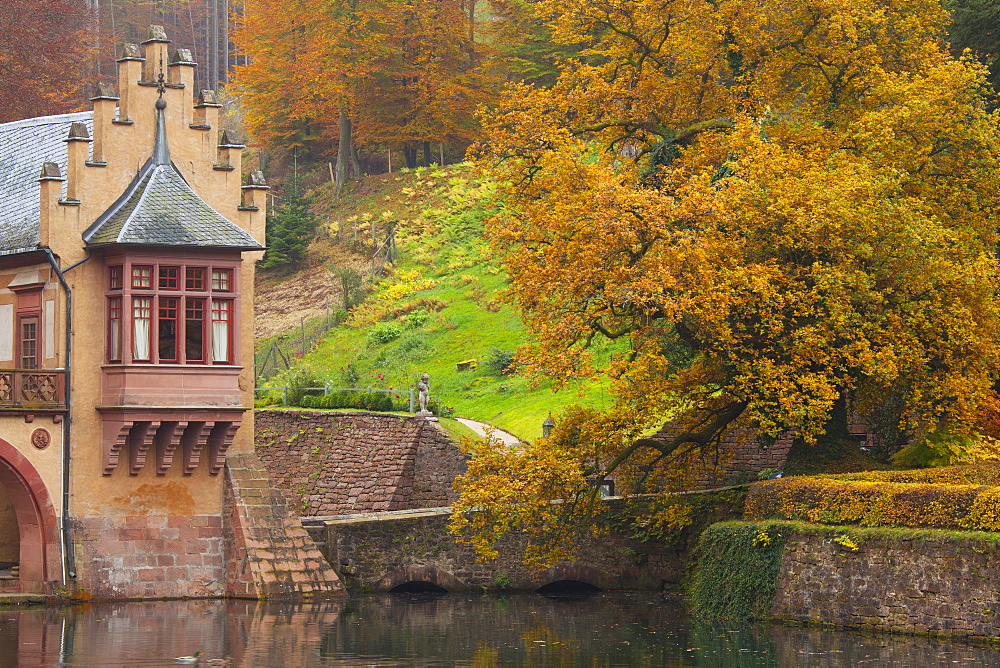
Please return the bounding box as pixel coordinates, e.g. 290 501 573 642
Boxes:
255 410 467 516
771 530 1000 639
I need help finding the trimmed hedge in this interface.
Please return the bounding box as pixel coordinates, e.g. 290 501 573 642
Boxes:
746 475 1000 532
824 463 1000 486
299 391 398 412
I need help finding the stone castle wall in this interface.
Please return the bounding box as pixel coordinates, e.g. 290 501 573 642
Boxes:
771 530 1000 639
254 410 467 516
71 515 225 599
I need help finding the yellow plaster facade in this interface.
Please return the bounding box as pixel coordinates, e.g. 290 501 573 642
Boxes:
0 26 268 597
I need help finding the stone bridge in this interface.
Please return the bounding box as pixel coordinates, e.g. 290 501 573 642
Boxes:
303 505 690 594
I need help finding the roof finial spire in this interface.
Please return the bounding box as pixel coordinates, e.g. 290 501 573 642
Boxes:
157 53 166 98
152 53 170 166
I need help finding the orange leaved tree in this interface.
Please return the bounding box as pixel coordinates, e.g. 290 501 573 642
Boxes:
451 0 1000 565
0 0 92 122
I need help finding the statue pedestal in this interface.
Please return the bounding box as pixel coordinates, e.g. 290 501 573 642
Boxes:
415 410 437 421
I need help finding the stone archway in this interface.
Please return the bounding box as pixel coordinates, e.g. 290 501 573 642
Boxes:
377 565 465 592
0 439 60 593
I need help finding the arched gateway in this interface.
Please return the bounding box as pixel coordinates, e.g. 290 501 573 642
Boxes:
0 439 59 593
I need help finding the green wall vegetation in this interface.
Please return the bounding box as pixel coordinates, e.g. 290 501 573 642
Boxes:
689 521 792 620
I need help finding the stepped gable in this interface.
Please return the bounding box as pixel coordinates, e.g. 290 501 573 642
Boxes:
83 96 261 250
224 453 344 599
0 112 93 253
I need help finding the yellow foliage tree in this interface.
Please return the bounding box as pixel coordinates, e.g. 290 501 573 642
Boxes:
452 0 1000 563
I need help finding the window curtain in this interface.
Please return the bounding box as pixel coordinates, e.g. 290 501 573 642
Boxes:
133 297 151 361
212 301 230 363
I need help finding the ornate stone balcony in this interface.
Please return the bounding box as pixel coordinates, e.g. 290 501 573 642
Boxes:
0 369 66 411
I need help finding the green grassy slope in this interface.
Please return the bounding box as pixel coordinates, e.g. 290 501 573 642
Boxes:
257 164 615 442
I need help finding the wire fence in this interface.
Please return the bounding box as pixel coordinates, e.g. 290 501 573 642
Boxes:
253 229 398 382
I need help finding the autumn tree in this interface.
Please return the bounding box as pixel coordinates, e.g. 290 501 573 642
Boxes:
485 0 587 87
0 0 93 122
452 0 1000 564
355 0 496 168
234 0 497 174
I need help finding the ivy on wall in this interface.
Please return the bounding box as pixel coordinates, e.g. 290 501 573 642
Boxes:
689 521 791 620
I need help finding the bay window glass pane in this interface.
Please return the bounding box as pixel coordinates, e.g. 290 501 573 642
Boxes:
159 266 180 290
159 297 178 362
185 268 205 291
211 268 232 292
185 298 205 362
132 265 152 289
132 297 151 361
108 297 122 361
211 300 231 363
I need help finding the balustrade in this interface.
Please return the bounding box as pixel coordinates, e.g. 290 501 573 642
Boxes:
0 369 65 410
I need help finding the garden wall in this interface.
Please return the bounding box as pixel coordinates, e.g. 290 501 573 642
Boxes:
692 520 1000 640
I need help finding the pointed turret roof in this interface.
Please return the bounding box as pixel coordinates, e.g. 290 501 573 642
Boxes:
83 96 263 250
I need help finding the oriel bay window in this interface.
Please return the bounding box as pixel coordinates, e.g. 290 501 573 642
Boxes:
105 261 239 364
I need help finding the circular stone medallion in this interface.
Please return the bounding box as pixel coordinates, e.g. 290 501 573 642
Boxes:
30 428 51 450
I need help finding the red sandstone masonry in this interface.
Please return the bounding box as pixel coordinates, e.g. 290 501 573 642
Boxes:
71 515 225 599
254 410 468 516
223 453 344 599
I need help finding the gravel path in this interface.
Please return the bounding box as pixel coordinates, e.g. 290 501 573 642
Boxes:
455 418 523 446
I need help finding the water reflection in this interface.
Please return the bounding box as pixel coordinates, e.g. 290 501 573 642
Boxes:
0 593 997 666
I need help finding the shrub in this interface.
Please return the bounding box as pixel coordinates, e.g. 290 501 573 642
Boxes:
744 473 1000 532
405 309 430 328
890 430 1000 468
284 368 325 406
485 347 515 375
339 364 360 388
368 322 403 345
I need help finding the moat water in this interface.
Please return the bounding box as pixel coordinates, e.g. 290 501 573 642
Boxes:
2 592 999 666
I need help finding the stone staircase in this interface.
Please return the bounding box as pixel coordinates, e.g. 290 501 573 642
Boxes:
224 453 344 598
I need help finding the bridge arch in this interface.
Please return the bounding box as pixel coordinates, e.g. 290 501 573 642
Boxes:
537 563 616 592
0 438 60 593
377 565 465 593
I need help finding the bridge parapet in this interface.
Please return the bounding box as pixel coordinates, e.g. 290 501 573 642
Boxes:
304 504 692 594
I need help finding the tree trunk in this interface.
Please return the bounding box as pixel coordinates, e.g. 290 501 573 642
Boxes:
350 141 362 179
404 144 417 169
335 107 352 195
219 0 229 85
423 140 432 167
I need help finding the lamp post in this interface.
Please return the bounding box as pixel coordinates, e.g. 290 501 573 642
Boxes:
542 414 555 438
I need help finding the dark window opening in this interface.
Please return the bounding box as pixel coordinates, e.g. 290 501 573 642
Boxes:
158 266 180 290
185 299 205 363
158 298 178 362
185 267 205 291
389 581 448 594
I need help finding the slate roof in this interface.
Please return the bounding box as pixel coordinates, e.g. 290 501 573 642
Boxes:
0 111 93 254
83 161 263 249
85 101 263 250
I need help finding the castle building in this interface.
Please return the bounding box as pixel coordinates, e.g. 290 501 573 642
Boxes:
0 27 339 599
